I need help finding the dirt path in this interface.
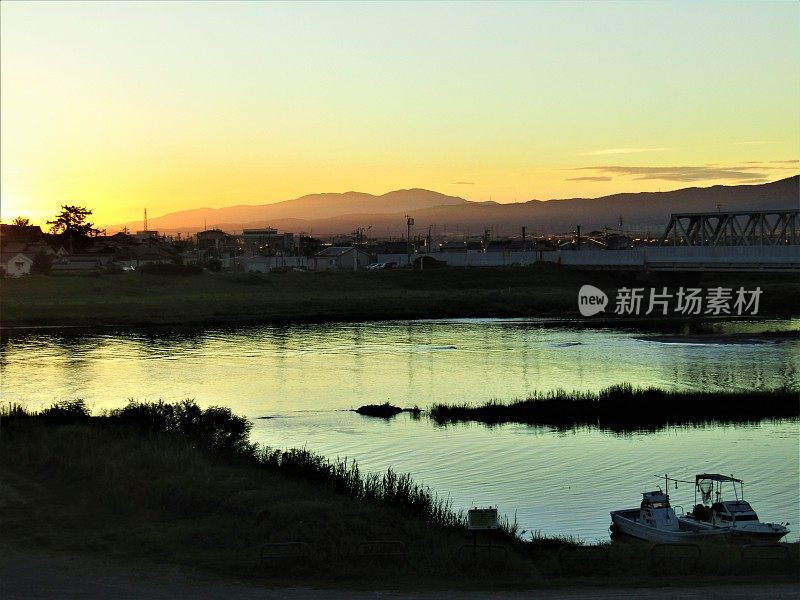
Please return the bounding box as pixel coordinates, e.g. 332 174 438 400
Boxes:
1 541 798 600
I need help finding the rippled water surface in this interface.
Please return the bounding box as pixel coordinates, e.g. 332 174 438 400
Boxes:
2 318 798 541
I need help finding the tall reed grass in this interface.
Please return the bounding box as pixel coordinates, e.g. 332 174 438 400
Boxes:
428 384 800 431
1 399 517 540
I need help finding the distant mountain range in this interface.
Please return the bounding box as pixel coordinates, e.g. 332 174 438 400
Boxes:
108 176 799 237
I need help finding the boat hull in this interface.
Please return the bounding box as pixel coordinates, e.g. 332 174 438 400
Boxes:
678 517 789 544
610 509 728 544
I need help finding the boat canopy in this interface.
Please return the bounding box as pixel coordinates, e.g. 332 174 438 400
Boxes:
642 491 669 501
722 501 755 513
695 473 743 484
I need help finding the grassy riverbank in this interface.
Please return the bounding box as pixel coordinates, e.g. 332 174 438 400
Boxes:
0 400 527 588
429 385 800 431
2 265 799 328
1 400 797 589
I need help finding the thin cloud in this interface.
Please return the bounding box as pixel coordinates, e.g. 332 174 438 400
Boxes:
451 181 475 185
580 147 670 156
736 160 798 168
734 165 798 171
574 165 769 182
565 176 612 182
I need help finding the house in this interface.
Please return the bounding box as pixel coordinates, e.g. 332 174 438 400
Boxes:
197 229 227 249
51 254 115 272
372 241 410 254
196 229 237 262
0 224 44 245
51 257 105 272
1 252 34 277
133 230 159 243
243 255 308 273
439 240 484 254
0 241 29 255
112 245 176 269
23 243 69 258
242 228 294 256
109 231 134 243
308 247 372 271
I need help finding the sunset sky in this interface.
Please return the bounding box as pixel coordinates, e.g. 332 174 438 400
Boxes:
2 1 798 227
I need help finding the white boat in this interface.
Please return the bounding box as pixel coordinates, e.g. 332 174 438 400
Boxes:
611 489 684 543
678 473 790 544
610 484 729 543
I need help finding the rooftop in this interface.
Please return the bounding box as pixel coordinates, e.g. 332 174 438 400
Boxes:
314 246 368 257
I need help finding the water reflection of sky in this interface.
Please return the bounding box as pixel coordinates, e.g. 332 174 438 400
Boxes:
253 412 799 543
2 318 798 541
2 319 797 413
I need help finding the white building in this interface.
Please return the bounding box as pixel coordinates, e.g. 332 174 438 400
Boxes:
243 256 308 273
308 247 372 271
1 252 34 277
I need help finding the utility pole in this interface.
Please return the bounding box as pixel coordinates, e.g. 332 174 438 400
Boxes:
405 215 414 268
352 227 368 271
522 226 527 251
576 225 581 251
352 228 359 272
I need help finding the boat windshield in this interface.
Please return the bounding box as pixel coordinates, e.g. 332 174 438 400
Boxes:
726 502 754 513
649 501 670 509
720 514 759 522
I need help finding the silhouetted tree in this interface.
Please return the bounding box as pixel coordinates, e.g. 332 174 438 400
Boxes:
299 235 322 257
32 250 53 275
11 216 31 226
47 205 101 252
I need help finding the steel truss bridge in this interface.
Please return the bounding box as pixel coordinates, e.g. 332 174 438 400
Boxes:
659 209 799 247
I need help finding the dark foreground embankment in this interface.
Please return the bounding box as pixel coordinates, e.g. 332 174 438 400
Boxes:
1 400 797 589
0 400 524 588
429 385 800 432
2 265 799 328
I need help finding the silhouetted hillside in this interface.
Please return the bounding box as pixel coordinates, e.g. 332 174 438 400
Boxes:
402 175 800 236
107 176 799 236
110 189 468 233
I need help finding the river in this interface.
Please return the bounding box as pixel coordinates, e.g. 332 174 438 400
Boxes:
2 317 798 542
